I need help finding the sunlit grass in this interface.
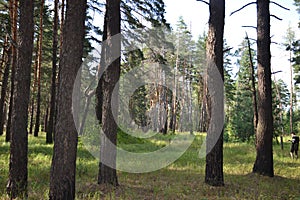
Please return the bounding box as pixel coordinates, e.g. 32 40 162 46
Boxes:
0 132 299 199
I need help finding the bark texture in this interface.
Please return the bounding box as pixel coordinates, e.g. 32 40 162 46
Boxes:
6 0 34 198
97 0 121 186
46 0 59 144
253 0 274 177
204 0 225 187
49 0 86 199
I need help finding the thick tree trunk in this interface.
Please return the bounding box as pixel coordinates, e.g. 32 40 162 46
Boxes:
34 0 44 137
252 0 274 177
49 0 86 199
6 0 18 142
204 0 225 187
6 0 35 198
97 0 120 186
46 0 59 144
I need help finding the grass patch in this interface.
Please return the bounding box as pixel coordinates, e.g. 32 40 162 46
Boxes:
0 133 299 199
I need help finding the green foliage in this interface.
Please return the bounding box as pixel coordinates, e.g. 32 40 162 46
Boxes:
272 79 290 137
226 39 257 142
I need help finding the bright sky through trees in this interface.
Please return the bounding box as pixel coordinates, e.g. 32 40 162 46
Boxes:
164 0 300 87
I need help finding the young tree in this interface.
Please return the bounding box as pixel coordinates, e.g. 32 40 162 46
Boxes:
284 25 296 133
204 0 225 186
97 0 121 186
231 39 256 141
49 0 87 198
6 0 35 198
252 0 274 177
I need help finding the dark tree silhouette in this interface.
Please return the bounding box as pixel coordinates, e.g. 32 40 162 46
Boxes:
204 0 225 187
46 0 59 144
253 0 274 177
6 0 35 198
97 0 121 186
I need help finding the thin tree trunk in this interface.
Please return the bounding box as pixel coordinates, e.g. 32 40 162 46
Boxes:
6 0 34 198
273 74 284 150
97 0 120 186
0 35 10 136
6 0 18 142
289 47 293 133
34 0 44 137
246 33 258 137
79 90 94 136
171 44 179 133
205 0 225 187
252 0 274 177
95 10 108 127
49 0 86 198
46 0 59 144
29 33 39 135
44 105 49 132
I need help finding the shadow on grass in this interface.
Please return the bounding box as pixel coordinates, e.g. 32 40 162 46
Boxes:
75 167 300 200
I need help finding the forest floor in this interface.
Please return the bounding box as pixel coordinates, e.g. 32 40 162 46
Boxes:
0 132 300 200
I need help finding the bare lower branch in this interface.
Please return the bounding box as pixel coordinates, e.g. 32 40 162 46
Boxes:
230 2 256 16
248 38 257 42
271 15 282 21
242 25 257 29
223 47 233 53
270 1 290 11
196 0 209 6
272 70 283 75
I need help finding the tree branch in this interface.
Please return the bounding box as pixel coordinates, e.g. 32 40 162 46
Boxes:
196 0 209 6
242 25 257 29
223 47 233 53
270 14 282 21
230 2 256 16
270 1 290 11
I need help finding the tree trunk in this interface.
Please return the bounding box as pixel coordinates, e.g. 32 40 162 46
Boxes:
44 105 49 132
49 0 86 199
6 0 18 142
34 0 44 137
46 0 59 144
171 46 179 133
52 0 65 141
6 0 35 198
0 36 10 136
289 47 293 133
246 34 258 136
79 90 94 136
97 0 120 186
252 0 274 177
204 0 225 187
95 10 107 127
29 31 39 135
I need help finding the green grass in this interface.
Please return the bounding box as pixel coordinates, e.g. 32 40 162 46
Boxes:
0 132 300 199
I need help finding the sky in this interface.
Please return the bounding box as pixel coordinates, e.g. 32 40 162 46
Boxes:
163 0 300 88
